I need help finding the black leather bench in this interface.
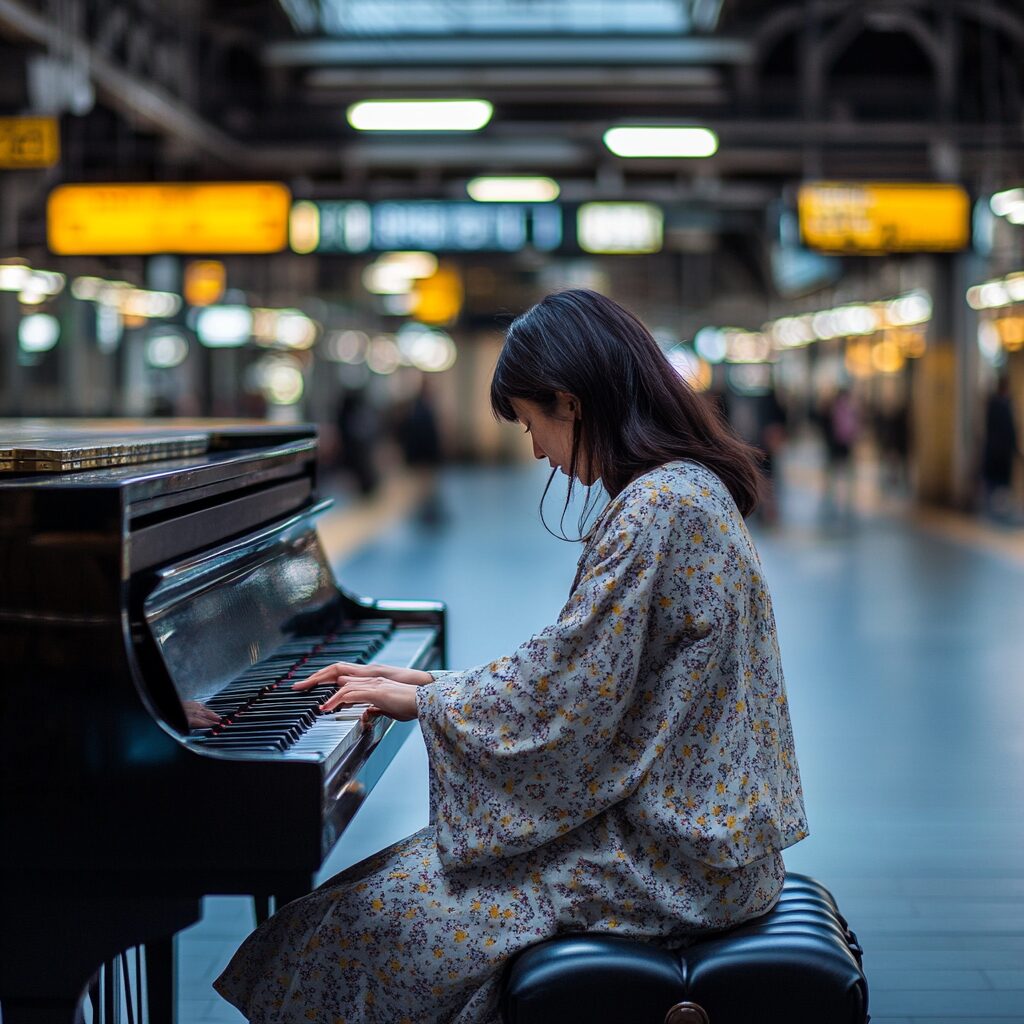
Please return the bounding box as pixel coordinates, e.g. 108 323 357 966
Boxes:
498 873 868 1024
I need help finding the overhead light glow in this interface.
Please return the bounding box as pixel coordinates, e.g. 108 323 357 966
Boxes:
18 312 60 353
603 126 718 159
195 304 253 348
693 326 727 364
0 263 64 298
324 329 370 364
363 252 439 295
347 99 493 132
466 176 560 203
146 329 189 369
990 188 1024 217
367 335 401 375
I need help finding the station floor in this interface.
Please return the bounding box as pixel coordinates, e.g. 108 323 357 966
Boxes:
174 455 1024 1024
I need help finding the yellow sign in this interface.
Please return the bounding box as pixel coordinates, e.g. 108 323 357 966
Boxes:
184 260 226 307
798 182 970 254
0 116 59 168
47 182 291 255
413 266 463 325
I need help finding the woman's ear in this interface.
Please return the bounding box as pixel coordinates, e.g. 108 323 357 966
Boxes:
555 390 581 419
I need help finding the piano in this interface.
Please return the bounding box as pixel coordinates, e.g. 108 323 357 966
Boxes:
0 421 446 1023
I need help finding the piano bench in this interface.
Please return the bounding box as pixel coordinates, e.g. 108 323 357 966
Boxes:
497 873 868 1024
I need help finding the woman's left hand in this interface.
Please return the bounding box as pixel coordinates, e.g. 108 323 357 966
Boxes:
320 676 419 723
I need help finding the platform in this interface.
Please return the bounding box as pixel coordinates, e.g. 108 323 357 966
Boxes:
175 458 1024 1024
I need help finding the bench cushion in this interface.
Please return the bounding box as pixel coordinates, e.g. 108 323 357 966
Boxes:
499 873 868 1024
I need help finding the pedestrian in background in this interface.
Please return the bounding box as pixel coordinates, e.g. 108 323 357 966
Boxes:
819 386 860 521
981 375 1020 522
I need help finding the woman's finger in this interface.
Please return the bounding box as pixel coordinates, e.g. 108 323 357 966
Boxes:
292 661 380 690
320 678 378 712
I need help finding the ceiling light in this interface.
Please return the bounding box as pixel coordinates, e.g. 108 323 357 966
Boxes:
603 126 718 159
18 312 60 353
347 99 493 132
990 188 1024 217
466 176 560 202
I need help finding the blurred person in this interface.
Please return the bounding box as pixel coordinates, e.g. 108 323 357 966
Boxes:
874 397 911 491
755 387 788 527
214 289 808 1024
396 376 446 526
818 386 860 520
981 375 1021 522
335 387 381 497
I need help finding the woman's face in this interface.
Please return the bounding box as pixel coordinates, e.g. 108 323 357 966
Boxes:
510 394 595 485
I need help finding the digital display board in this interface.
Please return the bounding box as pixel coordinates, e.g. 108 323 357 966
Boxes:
47 182 292 255
290 200 562 254
798 182 970 254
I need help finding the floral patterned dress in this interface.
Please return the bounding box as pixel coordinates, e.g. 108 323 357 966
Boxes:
214 460 808 1023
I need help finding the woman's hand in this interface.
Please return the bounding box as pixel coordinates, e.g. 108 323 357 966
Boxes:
292 661 432 691
320 677 419 723
183 700 220 730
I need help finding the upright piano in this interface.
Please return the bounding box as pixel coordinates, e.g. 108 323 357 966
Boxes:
0 421 446 1023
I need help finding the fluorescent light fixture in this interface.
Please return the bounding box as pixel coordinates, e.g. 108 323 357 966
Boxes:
347 99 493 132
577 202 663 254
603 126 718 158
467 176 560 202
990 188 1024 217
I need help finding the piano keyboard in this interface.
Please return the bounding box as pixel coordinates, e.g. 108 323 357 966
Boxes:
189 622 437 763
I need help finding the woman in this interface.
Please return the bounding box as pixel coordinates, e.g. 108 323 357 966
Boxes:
215 289 808 1023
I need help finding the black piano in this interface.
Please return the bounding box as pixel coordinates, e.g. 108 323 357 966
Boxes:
0 421 446 1023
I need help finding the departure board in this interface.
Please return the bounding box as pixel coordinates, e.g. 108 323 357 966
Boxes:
47 182 292 255
798 182 970 254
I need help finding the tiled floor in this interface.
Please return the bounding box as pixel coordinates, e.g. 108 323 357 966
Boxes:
173 457 1024 1023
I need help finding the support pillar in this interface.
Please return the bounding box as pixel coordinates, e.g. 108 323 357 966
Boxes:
912 253 981 508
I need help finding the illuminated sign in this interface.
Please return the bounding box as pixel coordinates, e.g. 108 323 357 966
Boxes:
289 200 562 254
47 182 292 255
0 117 59 168
577 202 663 254
798 182 970 254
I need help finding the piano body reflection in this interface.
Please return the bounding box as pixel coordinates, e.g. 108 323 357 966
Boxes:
0 422 445 1023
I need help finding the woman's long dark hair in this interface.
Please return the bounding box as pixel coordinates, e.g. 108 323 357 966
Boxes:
490 289 763 537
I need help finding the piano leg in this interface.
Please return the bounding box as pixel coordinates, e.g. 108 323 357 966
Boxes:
145 938 175 1024
252 895 272 925
0 893 199 1024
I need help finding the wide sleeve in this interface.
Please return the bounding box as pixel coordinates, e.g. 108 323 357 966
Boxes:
416 489 727 872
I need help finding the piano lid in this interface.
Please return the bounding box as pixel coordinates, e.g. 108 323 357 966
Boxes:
0 419 315 474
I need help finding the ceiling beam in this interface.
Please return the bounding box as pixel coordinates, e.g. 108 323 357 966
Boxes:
0 0 250 167
264 35 754 69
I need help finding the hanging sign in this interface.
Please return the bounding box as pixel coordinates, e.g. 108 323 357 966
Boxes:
798 182 970 254
48 182 292 255
0 116 59 168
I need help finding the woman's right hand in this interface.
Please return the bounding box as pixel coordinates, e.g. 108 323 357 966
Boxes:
292 661 432 691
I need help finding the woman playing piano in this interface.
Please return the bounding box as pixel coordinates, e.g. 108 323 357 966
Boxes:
215 289 808 1023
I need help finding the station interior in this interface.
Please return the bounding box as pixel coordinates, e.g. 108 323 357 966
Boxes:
1 1 1023 1022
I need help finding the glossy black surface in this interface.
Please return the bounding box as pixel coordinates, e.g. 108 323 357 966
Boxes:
0 427 445 1021
499 873 868 1024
